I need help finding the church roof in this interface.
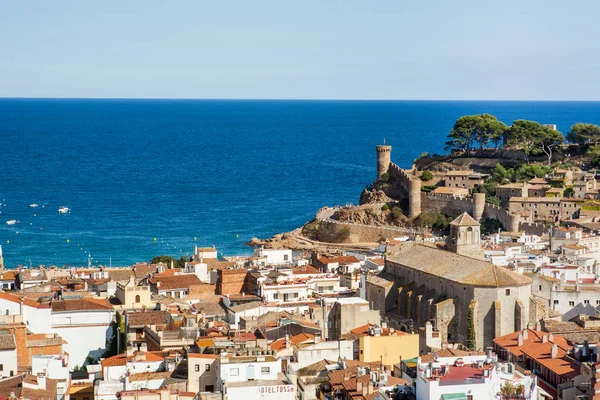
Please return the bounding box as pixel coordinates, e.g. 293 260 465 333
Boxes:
386 243 531 288
449 212 480 227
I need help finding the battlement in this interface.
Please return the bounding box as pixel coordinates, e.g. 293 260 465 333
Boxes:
376 145 392 153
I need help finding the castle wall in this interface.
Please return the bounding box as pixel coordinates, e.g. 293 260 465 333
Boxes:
388 163 422 218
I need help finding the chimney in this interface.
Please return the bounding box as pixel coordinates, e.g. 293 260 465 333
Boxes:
542 334 548 343
535 321 541 331
551 344 558 359
367 382 374 395
285 334 291 349
357 381 363 393
314 333 321 344
548 333 554 343
170 260 174 269
522 329 528 340
517 333 523 346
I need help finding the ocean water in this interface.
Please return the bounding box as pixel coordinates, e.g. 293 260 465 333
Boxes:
1 99 600 268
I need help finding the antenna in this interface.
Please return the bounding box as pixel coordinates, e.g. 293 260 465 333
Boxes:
383 137 386 145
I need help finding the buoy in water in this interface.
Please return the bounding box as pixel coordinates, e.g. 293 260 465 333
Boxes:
154 237 157 242
6 240 9 244
66 239 70 243
236 234 239 238
194 237 197 241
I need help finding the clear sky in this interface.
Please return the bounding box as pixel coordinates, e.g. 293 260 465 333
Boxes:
1 1 598 100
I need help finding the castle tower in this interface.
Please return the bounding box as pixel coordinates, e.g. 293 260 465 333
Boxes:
473 192 485 221
446 212 484 259
376 144 392 180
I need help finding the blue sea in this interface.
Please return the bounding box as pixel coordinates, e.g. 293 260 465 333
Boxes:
1 99 600 268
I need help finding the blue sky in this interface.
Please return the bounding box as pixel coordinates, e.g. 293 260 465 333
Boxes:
1 1 598 100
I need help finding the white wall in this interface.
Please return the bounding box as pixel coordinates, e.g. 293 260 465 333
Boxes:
220 359 281 383
0 348 17 378
295 341 354 369
227 384 295 400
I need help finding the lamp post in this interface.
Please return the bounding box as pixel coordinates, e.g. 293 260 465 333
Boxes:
117 326 121 354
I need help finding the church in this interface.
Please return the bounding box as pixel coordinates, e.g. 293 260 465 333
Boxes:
366 212 532 351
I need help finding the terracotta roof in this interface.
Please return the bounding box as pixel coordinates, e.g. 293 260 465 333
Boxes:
127 310 169 327
101 351 164 368
0 333 16 350
270 333 315 351
0 291 49 309
229 301 262 313
150 274 203 290
188 353 219 359
51 297 113 311
493 329 578 378
370 258 384 266
317 255 361 265
127 371 171 382
432 187 468 195
0 270 18 280
387 243 531 287
291 265 322 274
420 348 485 362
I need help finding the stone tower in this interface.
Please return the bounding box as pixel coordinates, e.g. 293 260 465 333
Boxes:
376 144 392 180
473 192 486 221
446 212 484 259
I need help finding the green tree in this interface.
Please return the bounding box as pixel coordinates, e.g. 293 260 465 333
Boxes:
505 120 564 164
413 212 451 232
490 163 512 184
567 123 600 145
467 307 476 350
481 218 504 234
445 114 507 153
150 255 188 269
420 170 433 181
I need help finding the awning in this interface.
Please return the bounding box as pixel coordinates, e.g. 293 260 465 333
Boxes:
442 394 467 400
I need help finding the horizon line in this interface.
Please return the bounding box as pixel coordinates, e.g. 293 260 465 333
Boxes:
1 96 600 102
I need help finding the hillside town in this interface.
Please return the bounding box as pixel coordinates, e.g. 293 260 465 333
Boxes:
6 122 600 400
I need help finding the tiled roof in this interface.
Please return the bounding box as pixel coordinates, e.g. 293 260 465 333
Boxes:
420 348 485 362
188 353 219 359
127 311 169 327
0 291 49 309
150 274 203 290
0 333 16 350
107 269 135 282
291 265 322 274
101 351 164 368
229 301 262 313
270 333 315 351
128 371 171 382
493 329 578 378
51 298 113 312
317 256 360 265
387 243 531 288
450 212 479 227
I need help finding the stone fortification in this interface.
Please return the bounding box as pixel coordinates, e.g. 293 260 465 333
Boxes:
388 162 422 218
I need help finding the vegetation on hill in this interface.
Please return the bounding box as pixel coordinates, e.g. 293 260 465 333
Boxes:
413 212 452 233
443 114 600 166
150 255 188 269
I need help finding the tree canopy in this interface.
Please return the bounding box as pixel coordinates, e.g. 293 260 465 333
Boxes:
445 114 508 153
567 123 600 145
150 255 188 269
504 120 564 164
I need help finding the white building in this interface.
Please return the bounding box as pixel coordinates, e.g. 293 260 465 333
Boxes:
415 351 538 400
219 354 294 400
292 340 354 369
0 293 115 368
0 333 17 379
32 354 71 400
253 248 293 266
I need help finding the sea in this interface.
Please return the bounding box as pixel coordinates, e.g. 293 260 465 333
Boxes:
1 99 600 268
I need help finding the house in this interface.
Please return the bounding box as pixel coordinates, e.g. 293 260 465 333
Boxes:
0 269 18 291
252 248 293 266
416 349 539 400
16 269 49 290
187 353 219 393
345 323 419 366
115 276 153 309
431 186 469 198
117 389 196 400
148 274 204 299
0 332 17 378
219 354 294 400
443 170 487 191
493 329 577 399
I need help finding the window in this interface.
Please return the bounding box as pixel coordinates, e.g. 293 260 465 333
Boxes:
205 364 211 371
195 365 200 372
569 301 575 306
505 289 510 296
135 295 141 303
584 300 590 304
205 385 214 392
0 364 3 371
538 285 542 291
596 300 600 305
261 367 270 375
284 254 289 261
554 300 559 305
230 368 239 376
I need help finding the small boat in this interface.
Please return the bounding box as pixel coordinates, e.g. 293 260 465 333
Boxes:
58 206 70 214
6 220 17 225
30 204 39 208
